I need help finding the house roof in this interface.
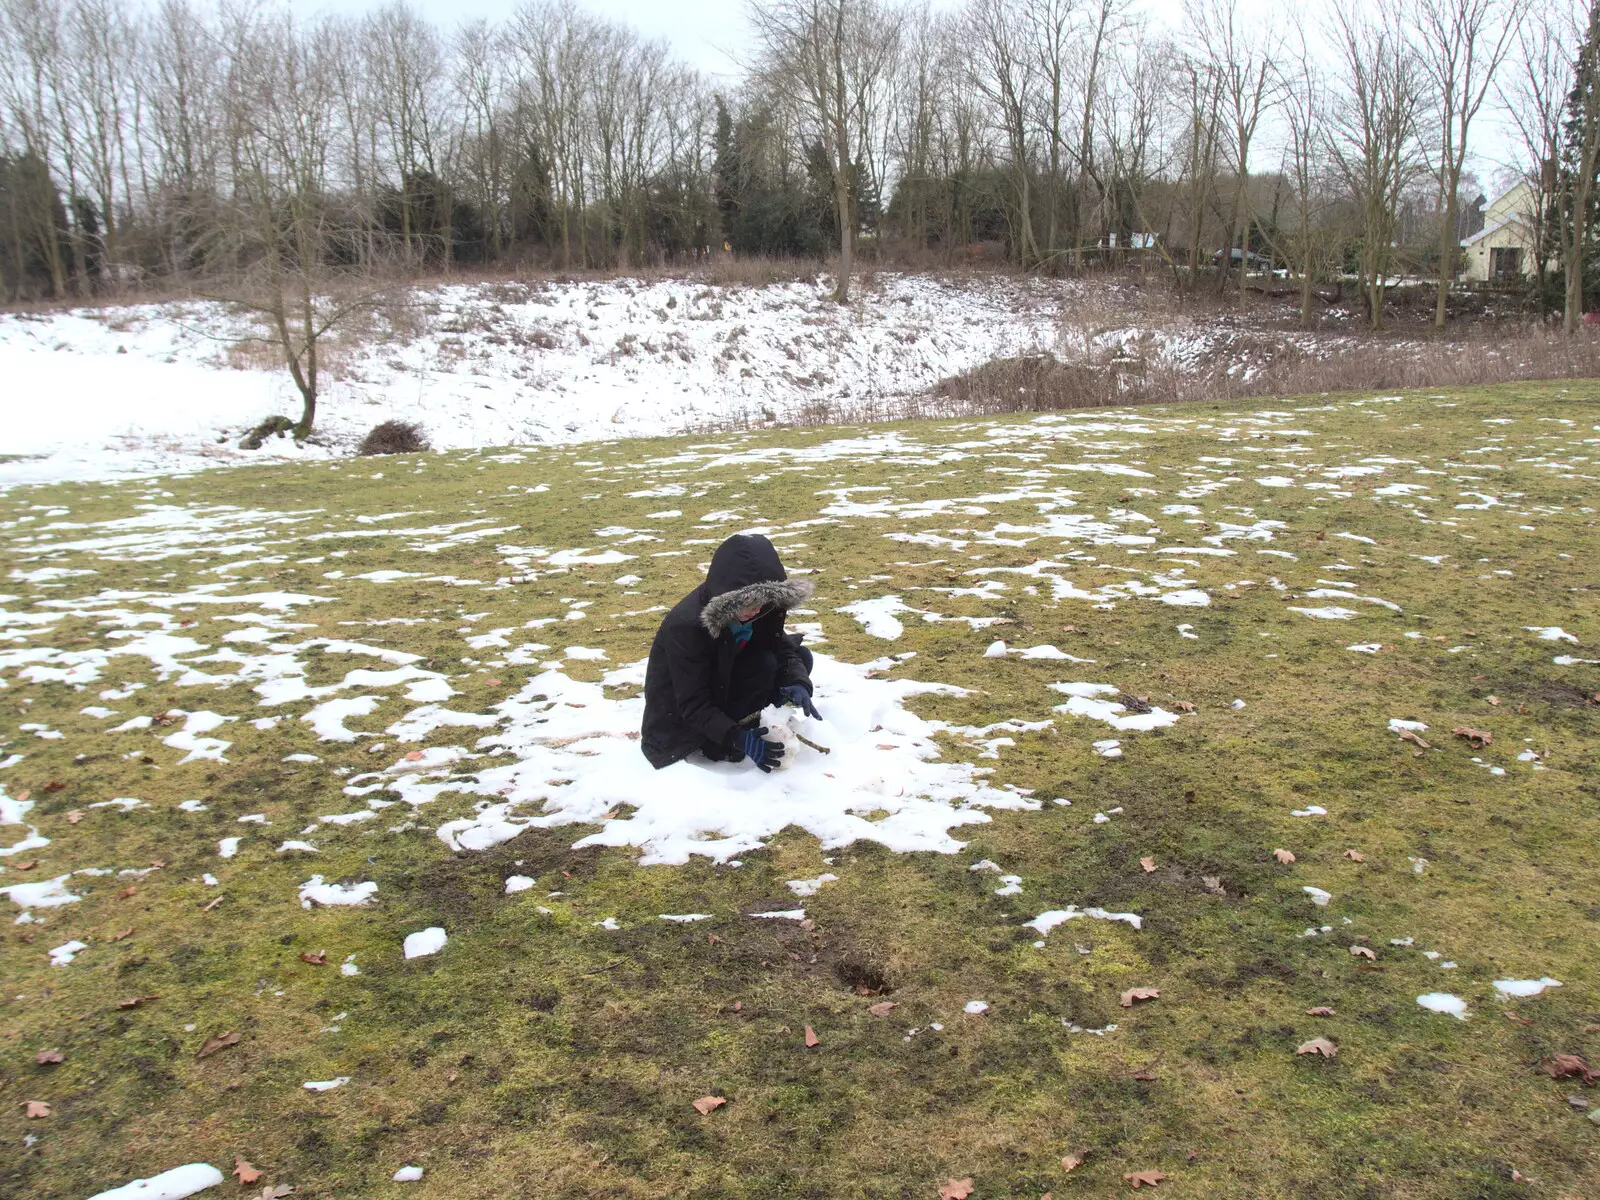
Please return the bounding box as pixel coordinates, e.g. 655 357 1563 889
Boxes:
1460 214 1531 248
1484 178 1533 212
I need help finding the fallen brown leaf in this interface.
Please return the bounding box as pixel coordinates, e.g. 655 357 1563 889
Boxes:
25 1101 50 1118
234 1157 263 1185
1503 1010 1534 1027
300 951 327 965
66 810 83 824
117 995 158 1008
1342 850 1365 862
15 860 37 871
1272 848 1295 865
14 790 28 802
196 1031 240 1059
1453 726 1493 749
111 928 134 941
691 1095 726 1115
1061 1152 1086 1172
1139 856 1157 873
1486 695 1500 706
201 894 225 912
1120 987 1160 1008
404 750 424 761
1130 1068 1158 1081
707 933 722 945
1123 1169 1167 1189
1540 1054 1600 1083
939 1179 975 1200
1304 1006 1335 1017
1296 1037 1339 1058
258 1186 293 1199
1397 728 1432 751
1349 945 1376 960
116 886 137 899
43 781 64 792
869 1001 898 1017
804 1025 820 1047
35 1049 64 1064
1174 700 1196 713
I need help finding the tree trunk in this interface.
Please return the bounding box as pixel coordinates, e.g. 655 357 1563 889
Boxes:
1434 183 1456 329
832 4 852 306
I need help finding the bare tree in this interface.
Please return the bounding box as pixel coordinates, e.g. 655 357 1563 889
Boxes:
967 0 1040 267
1175 53 1223 293
1412 0 1522 328
1189 0 1282 298
1326 1 1427 329
748 0 900 301
1498 0 1581 316
1555 1 1600 332
1277 39 1342 327
209 11 389 439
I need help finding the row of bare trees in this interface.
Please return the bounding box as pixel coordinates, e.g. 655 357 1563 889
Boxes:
0 0 1595 331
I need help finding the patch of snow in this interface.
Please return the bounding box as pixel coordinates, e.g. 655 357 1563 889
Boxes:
403 927 447 958
1526 626 1578 643
83 1163 227 1200
786 873 839 897
1416 993 1468 1019
299 876 377 909
1048 682 1182 732
49 938 89 965
1024 906 1142 934
1491 977 1561 998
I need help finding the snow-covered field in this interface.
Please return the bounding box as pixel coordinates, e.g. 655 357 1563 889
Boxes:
0 274 1069 488
2 271 1421 492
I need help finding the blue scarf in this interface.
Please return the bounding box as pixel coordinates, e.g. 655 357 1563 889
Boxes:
727 617 754 652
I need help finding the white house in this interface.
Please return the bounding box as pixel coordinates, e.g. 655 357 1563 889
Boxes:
1460 180 1539 284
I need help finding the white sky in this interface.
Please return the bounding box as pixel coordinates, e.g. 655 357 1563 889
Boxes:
283 0 1524 194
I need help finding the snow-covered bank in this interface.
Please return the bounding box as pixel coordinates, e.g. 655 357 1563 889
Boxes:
0 273 1063 488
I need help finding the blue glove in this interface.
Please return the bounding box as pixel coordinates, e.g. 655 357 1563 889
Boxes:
735 726 784 773
778 684 822 721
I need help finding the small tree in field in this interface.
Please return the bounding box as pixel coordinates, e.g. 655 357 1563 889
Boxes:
207 10 389 440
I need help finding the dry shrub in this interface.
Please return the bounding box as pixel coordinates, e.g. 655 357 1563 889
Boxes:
357 419 430 456
704 255 816 289
916 325 1600 420
239 414 295 449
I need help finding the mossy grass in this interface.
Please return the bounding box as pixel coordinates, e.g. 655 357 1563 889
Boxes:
2 381 1597 1198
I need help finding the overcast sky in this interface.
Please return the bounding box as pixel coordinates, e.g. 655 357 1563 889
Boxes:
281 0 1524 194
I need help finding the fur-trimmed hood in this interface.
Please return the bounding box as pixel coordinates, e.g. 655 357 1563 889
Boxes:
697 533 814 636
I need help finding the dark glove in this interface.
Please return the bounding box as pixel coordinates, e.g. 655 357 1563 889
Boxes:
735 726 785 773
778 684 822 721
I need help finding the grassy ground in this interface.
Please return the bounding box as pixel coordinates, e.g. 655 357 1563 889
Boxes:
2 381 1598 1200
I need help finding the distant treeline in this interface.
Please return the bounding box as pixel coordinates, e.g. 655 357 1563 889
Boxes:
0 0 1595 328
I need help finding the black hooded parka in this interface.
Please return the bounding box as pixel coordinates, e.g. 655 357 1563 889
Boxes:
640 533 813 768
